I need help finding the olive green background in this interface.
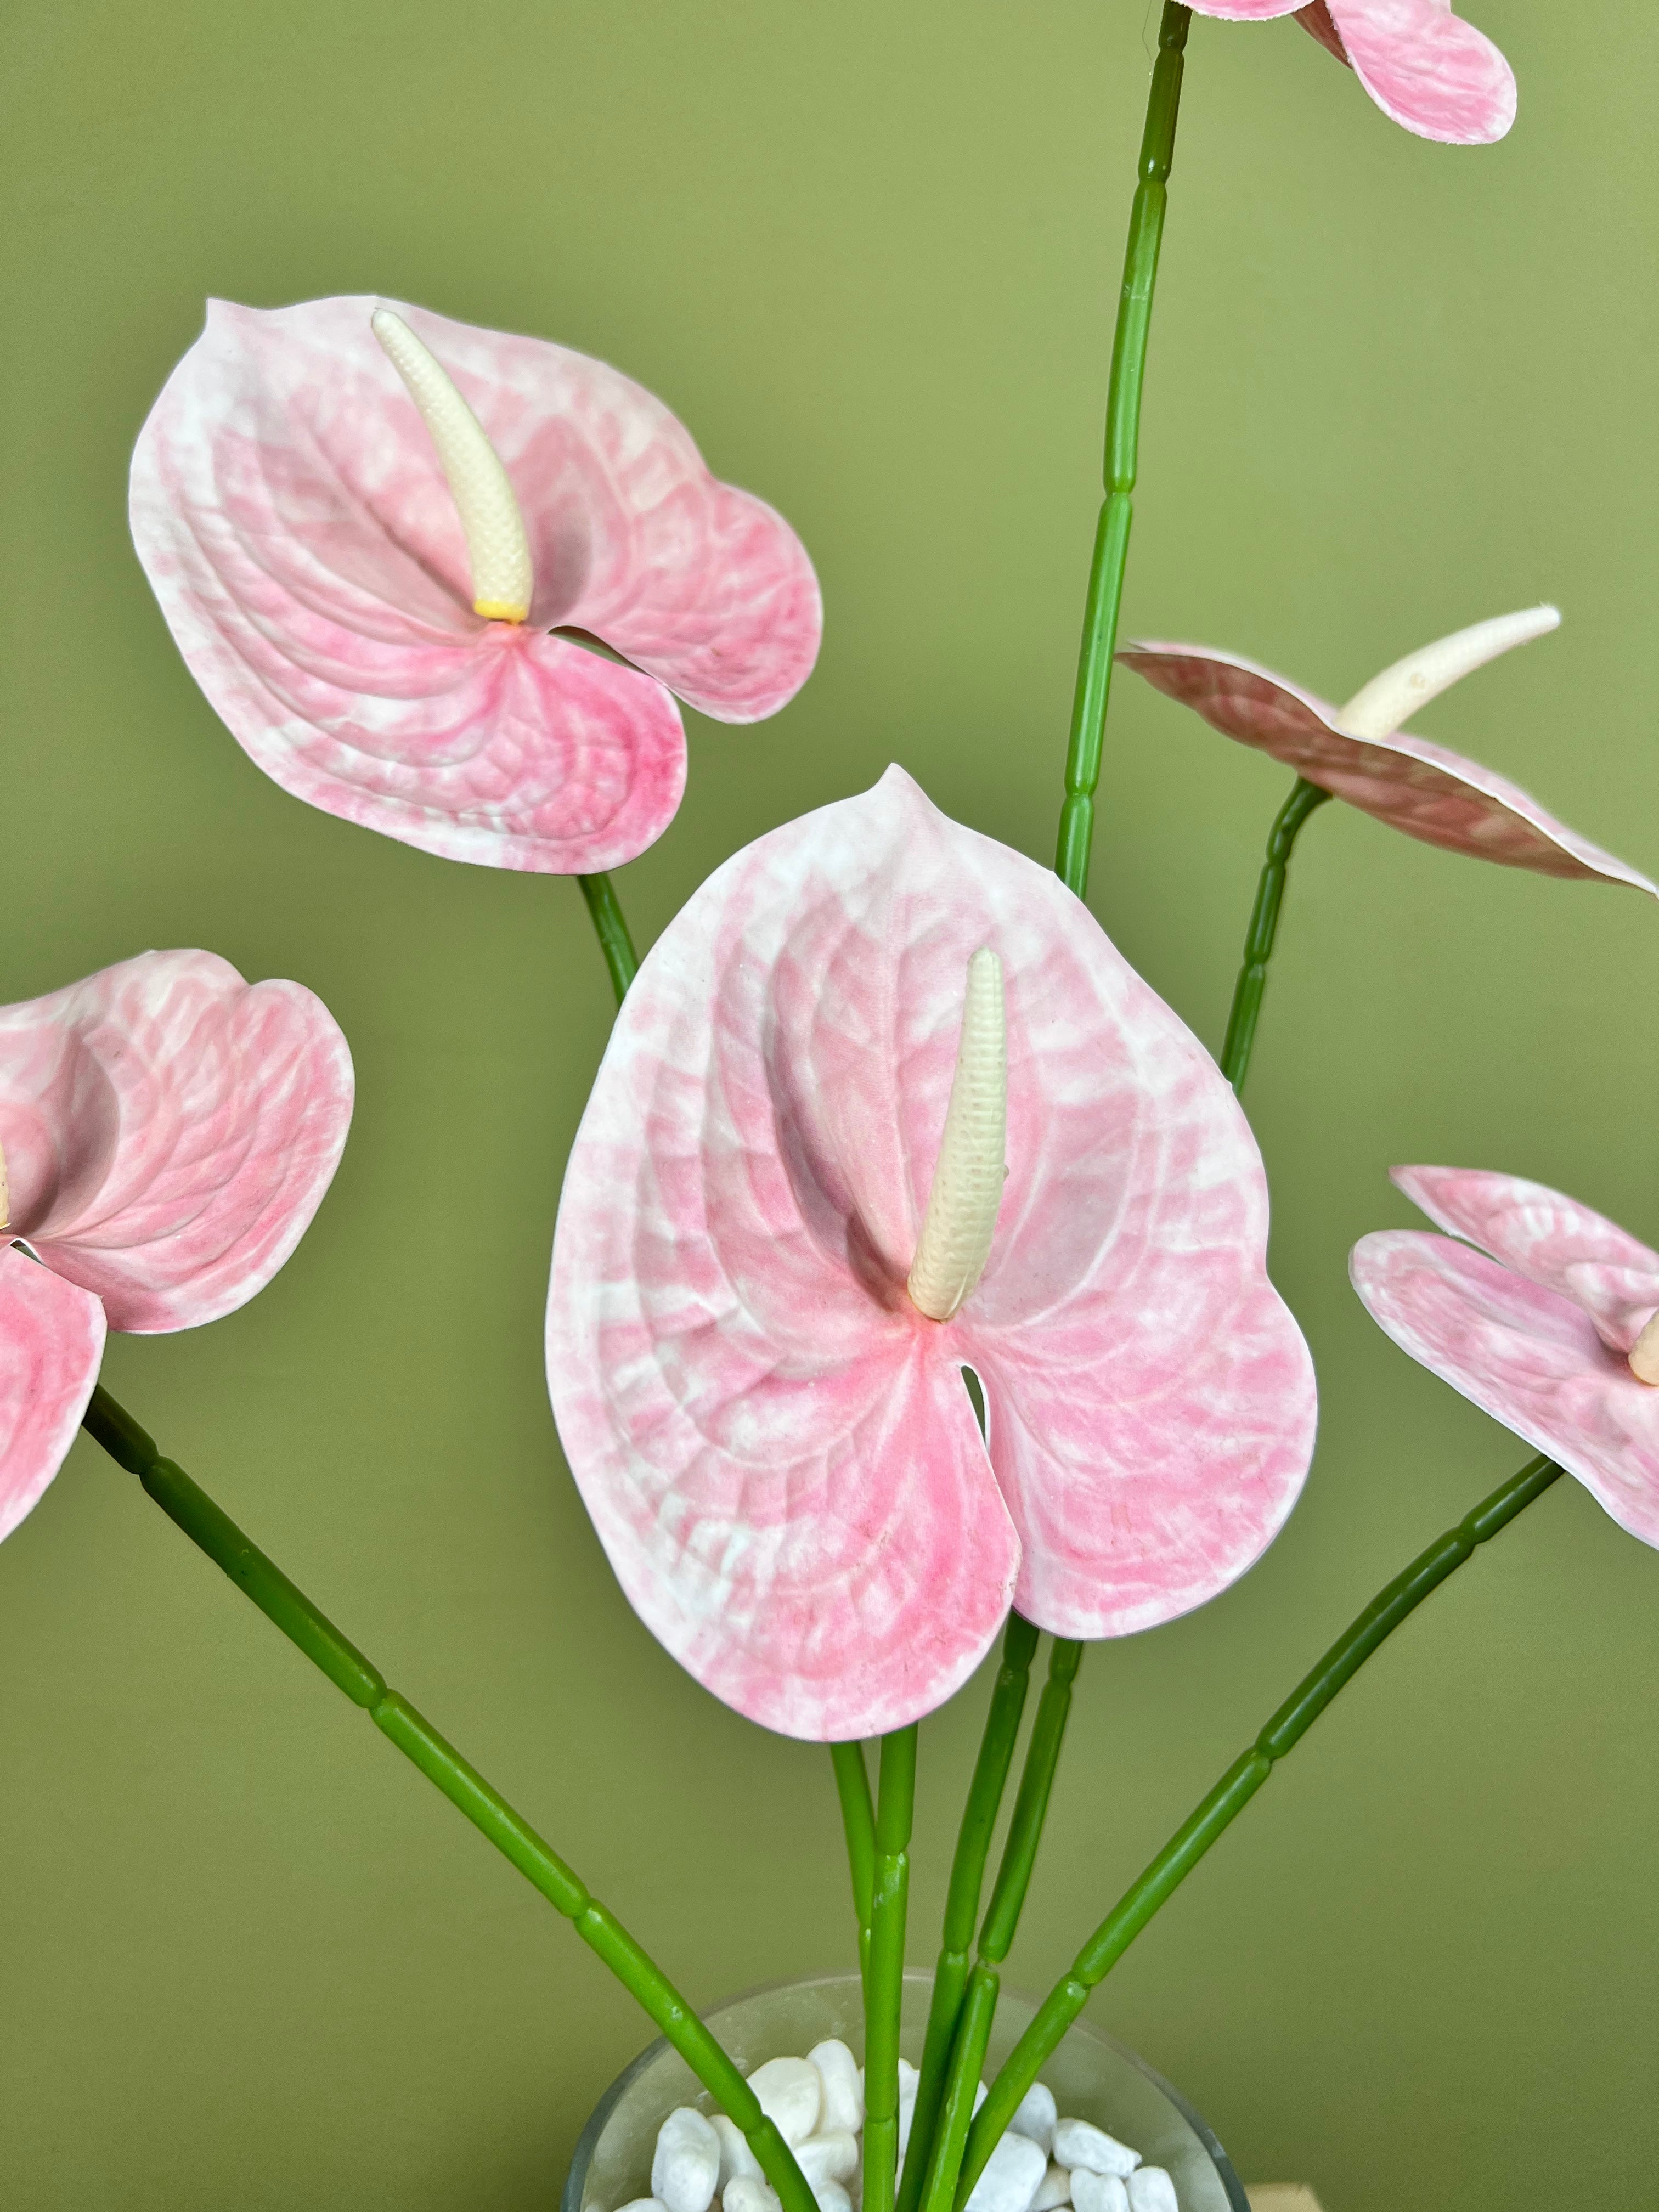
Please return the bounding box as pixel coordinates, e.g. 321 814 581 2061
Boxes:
2 4 1655 2206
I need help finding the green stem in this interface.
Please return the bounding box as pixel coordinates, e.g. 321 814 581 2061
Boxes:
956 1454 1564 2205
1054 2 1191 901
1218 777 1333 1096
863 1726 919 2212
577 871 639 1006
830 1740 877 1991
79 1384 816 2212
919 1642 1083 2212
898 1617 1040 2212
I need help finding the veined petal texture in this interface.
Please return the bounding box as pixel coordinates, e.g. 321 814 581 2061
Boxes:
547 768 1316 1739
131 297 821 872
0 950 353 1332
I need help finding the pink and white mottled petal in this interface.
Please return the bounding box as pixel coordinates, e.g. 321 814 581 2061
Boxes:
0 951 353 1334
1119 644 1656 894
131 297 817 873
1327 0 1516 144
549 768 1316 1719
1352 1231 1659 1550
1391 1167 1659 1355
0 1247 106 1544
1189 3 1305 19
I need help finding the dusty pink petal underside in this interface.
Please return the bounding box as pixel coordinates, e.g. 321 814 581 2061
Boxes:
1327 0 1515 143
0 1245 105 1545
1120 644 1656 894
1392 1166 1659 1357
1352 1231 1659 1551
0 951 353 1334
548 768 1316 1735
131 297 821 873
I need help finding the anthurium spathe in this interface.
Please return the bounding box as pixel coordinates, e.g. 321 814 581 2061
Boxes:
1352 1169 1659 1551
546 768 1317 1740
130 297 822 874
1191 2 1515 144
1120 607 1657 894
0 950 353 1544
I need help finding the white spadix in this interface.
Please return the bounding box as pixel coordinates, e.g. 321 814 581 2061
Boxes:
370 308 534 624
1339 604 1561 742
907 949 1007 1323
1629 1313 1659 1386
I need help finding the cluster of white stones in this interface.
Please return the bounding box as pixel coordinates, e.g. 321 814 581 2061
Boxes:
621 2046 1180 2212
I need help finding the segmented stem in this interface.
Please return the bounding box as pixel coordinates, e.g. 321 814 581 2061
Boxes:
577 872 640 1006
898 1616 1040 2212
863 1726 919 2212
1054 2 1191 900
79 1384 817 2212
919 1641 1083 2212
1218 776 1333 1096
830 1740 878 1991
955 1455 1564 2204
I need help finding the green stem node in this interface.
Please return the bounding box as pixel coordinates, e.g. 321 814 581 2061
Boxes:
955 1456 1564 2205
831 1741 878 1991
864 1726 919 2212
1054 2 1191 901
899 1617 1040 2212
1218 777 1333 1096
78 1385 816 2212
577 871 640 1005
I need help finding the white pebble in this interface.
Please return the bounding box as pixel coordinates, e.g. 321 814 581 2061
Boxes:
712 2117 764 2190
797 2134 859 2191
1032 2166 1071 2211
725 2184 780 2212
1052 2121 1139 2181
616 2200 667 2212
963 2130 1048 2212
814 2188 852 2212
653 2110 722 2212
1069 2177 1128 2212
1125 2172 1176 2212
975 2083 989 2115
809 2041 864 2134
1009 2084 1057 2157
747 2059 824 2148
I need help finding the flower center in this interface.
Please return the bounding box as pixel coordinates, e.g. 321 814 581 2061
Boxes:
370 308 534 624
907 948 1007 1323
1339 604 1561 741
1628 1313 1659 1385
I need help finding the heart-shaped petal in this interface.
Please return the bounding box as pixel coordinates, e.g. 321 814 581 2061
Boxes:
1351 1229 1659 1550
131 298 821 872
548 768 1316 1736
1119 643 1656 893
0 951 353 1333
0 1245 106 1545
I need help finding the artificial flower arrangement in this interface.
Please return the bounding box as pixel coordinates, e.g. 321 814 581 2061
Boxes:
5 4 1653 2208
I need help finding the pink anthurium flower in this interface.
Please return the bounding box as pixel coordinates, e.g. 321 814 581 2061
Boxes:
1352 1169 1659 1551
1190 2 1515 144
546 768 1317 1740
0 950 353 1545
130 296 822 874
1120 607 1657 894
